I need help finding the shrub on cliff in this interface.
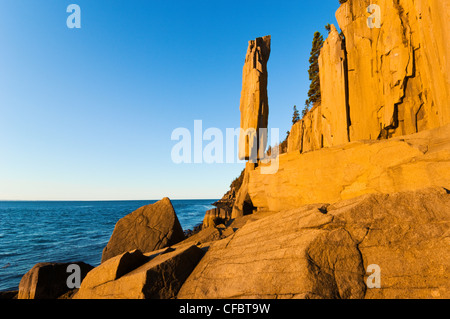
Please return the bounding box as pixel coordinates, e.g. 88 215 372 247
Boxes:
292 105 300 125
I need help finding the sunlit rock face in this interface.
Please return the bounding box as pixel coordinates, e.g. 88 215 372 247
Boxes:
238 35 271 161
335 0 450 141
288 0 450 154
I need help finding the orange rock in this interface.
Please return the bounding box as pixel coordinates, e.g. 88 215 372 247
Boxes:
238 35 271 161
178 187 450 299
250 124 450 212
75 245 204 299
101 198 185 263
18 262 93 299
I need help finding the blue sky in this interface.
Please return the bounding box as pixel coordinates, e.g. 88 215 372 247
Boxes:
0 0 340 200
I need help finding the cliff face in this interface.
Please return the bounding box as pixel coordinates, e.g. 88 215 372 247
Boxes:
288 0 450 152
319 24 349 147
236 0 450 215
338 0 449 140
250 124 450 212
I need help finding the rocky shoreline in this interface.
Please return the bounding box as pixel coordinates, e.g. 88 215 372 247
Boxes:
6 182 450 299
3 0 450 299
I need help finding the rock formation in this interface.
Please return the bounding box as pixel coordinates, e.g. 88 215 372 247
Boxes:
231 162 256 219
12 1 450 301
178 187 450 299
202 207 230 228
75 246 204 299
79 250 149 292
337 0 449 140
101 197 185 263
319 24 349 147
249 124 450 212
238 35 271 161
18 262 93 299
287 120 303 153
211 188 236 215
288 0 450 154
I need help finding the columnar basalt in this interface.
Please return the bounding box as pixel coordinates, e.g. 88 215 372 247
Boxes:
287 0 450 154
238 35 271 161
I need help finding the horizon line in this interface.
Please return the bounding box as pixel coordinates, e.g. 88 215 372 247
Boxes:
0 198 220 202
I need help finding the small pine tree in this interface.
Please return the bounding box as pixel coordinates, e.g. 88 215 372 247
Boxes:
325 24 332 33
292 105 300 125
302 100 310 117
307 31 324 107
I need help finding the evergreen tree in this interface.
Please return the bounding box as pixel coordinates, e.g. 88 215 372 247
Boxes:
307 31 324 107
302 100 310 117
292 105 300 125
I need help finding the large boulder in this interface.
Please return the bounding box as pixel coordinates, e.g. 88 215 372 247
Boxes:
178 188 450 299
75 245 204 299
18 262 93 299
79 250 149 293
329 187 450 299
101 197 185 263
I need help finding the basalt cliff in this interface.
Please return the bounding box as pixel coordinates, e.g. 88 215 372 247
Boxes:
242 0 450 215
12 0 450 300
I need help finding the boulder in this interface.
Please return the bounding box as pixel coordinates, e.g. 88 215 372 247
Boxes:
101 197 185 263
77 250 149 294
18 262 93 299
75 245 204 299
182 226 221 246
238 35 271 161
178 203 364 299
202 208 230 228
178 187 450 299
329 187 450 299
0 291 18 299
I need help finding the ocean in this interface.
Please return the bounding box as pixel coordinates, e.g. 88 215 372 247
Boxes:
0 199 216 292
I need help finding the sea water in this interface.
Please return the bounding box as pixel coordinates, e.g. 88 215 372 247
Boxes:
0 199 216 291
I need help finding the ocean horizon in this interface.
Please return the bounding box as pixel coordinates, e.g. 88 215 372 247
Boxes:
0 199 217 292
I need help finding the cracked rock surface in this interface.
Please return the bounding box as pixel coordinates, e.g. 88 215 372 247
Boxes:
177 187 450 299
75 246 204 299
101 197 185 263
